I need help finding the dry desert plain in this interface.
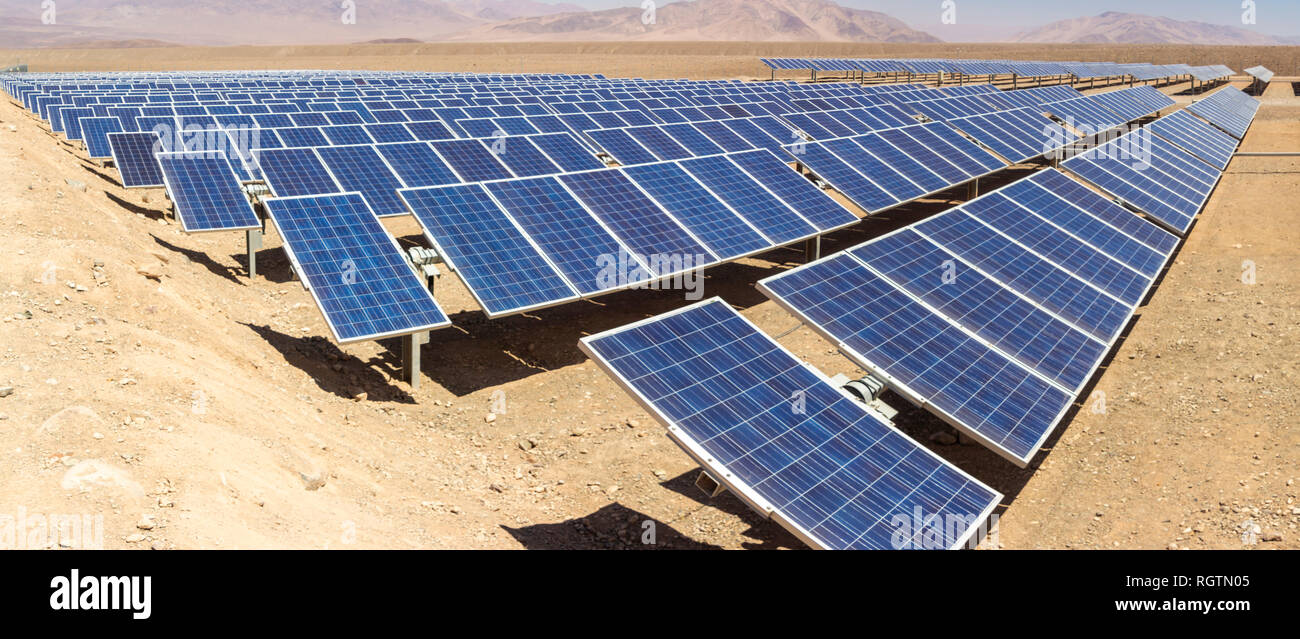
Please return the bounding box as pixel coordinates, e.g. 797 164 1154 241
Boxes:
0 42 1297 550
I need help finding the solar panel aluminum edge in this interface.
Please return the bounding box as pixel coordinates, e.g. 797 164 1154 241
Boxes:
264 192 451 343
577 297 1003 550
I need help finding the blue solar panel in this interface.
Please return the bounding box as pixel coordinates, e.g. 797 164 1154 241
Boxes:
677 154 818 245
108 132 165 188
727 149 859 232
873 128 970 184
263 192 450 343
915 209 1131 343
720 118 787 153
254 147 341 197
580 298 1002 549
157 151 261 233
315 145 409 217
374 142 461 187
760 253 1074 466
822 138 924 202
852 133 949 193
321 125 374 146
559 170 717 276
405 120 457 141
1025 170 1180 256
857 230 1106 391
658 123 726 156
997 174 1172 278
399 184 578 316
276 126 328 147
788 142 899 213
963 194 1151 305
60 107 95 141
485 176 649 295
364 123 416 143
623 163 771 260
625 126 694 161
526 133 604 172
1062 148 1199 235
586 129 658 166
906 123 1006 175
689 120 755 152
487 136 562 177
430 139 514 182
81 116 124 159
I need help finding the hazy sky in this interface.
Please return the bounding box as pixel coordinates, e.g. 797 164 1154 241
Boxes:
562 0 1300 40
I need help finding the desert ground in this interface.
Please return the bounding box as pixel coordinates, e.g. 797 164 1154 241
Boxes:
0 44 1296 550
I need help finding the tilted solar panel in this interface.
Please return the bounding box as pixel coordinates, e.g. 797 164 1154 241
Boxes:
580 298 1002 549
108 131 166 188
623 162 772 260
399 184 579 317
157 151 261 233
263 192 450 343
315 144 410 217
254 147 341 198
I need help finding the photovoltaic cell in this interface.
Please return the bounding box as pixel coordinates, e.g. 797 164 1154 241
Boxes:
430 139 514 182
623 162 771 260
486 176 650 295
727 149 859 232
374 142 461 187
254 147 341 197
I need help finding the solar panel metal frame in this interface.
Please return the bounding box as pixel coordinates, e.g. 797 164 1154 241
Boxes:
577 296 1003 550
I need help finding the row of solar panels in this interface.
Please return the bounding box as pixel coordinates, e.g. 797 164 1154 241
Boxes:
580 87 1260 549
761 58 1235 81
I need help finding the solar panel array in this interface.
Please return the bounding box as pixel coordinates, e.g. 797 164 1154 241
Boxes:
1244 66 1275 84
580 298 1002 549
400 150 858 318
760 58 1231 82
784 122 1006 214
1185 86 1261 139
758 168 1182 465
1061 129 1223 236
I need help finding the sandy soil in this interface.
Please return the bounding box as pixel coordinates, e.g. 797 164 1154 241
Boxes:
0 59 1295 550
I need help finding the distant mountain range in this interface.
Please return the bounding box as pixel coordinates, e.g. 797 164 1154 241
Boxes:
1012 11 1292 45
0 2 1293 48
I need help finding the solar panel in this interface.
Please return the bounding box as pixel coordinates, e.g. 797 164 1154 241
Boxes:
81 116 124 159
157 151 261 233
526 132 604 172
789 141 900 213
398 184 579 316
559 169 718 277
108 131 165 188
623 162 772 260
315 144 409 216
1146 110 1237 171
430 139 514 182
585 128 659 166
263 192 450 343
659 123 726 156
253 147 341 197
689 120 756 152
624 126 694 161
485 176 650 295
276 126 328 147
374 142 461 187
726 149 860 232
1061 143 1202 236
487 136 562 177
579 298 1002 549
677 154 819 245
